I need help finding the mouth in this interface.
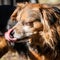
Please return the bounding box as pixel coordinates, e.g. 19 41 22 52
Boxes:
4 28 31 43
5 28 17 42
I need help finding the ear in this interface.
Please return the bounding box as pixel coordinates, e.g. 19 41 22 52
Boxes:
17 2 28 9
10 7 20 20
10 2 28 21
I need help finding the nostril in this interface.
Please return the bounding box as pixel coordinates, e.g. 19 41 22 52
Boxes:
10 30 14 38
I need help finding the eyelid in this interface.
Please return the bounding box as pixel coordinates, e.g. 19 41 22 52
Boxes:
24 20 40 26
25 22 31 25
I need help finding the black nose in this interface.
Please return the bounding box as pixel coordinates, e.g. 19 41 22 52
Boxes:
10 30 14 38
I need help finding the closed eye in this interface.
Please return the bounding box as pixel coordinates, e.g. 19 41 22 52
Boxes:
23 19 41 27
24 22 33 27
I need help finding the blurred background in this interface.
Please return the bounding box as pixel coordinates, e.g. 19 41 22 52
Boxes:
0 0 60 6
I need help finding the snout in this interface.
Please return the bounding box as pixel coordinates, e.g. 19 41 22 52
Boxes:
5 28 24 42
5 25 35 42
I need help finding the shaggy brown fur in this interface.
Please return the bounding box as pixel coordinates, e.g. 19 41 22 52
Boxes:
5 3 60 60
0 36 8 58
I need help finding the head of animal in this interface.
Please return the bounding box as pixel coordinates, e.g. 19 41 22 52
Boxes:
5 3 60 60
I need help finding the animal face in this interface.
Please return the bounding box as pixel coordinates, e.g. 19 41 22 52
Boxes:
5 3 60 50
12 10 43 39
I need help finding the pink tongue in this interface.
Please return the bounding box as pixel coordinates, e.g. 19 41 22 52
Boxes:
5 29 17 42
